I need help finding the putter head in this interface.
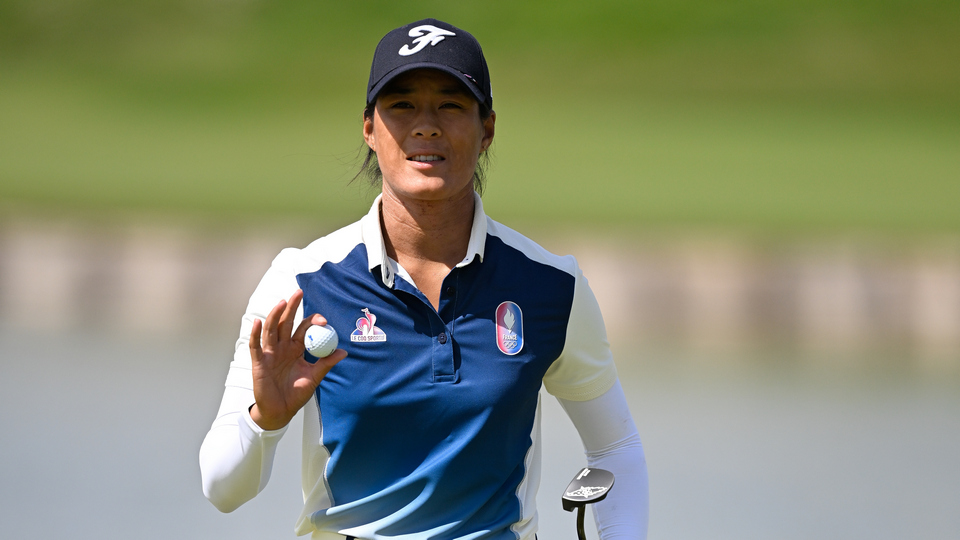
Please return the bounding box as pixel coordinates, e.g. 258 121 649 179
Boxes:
562 467 615 512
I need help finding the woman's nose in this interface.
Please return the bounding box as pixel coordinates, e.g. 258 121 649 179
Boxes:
412 110 441 138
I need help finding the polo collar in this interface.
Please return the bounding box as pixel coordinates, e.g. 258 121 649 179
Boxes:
361 192 488 289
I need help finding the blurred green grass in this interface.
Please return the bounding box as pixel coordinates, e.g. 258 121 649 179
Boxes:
1 0 958 233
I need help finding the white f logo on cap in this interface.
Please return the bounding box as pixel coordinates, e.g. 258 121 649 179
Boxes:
399 25 456 56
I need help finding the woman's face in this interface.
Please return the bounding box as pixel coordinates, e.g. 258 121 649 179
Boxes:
363 69 495 204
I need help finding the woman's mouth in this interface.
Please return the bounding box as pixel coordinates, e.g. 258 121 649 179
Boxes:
408 155 444 162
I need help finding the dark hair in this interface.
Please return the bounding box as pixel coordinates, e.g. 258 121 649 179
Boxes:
353 101 494 195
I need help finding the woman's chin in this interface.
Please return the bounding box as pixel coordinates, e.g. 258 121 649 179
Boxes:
383 175 474 202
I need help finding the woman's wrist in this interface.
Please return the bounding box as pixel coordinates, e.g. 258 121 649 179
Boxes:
248 403 291 431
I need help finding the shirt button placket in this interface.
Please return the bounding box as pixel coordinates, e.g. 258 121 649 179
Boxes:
432 328 457 382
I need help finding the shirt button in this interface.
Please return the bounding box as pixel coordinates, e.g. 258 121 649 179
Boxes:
438 333 448 344
445 286 456 296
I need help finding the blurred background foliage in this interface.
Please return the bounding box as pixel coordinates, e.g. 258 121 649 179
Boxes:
1 0 958 234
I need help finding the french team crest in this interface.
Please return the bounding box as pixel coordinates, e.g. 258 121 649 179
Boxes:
351 308 387 343
495 301 523 355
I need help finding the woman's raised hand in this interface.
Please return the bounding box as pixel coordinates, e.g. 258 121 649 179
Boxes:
248 290 347 430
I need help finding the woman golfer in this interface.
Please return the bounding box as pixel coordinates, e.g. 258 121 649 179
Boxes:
200 18 648 539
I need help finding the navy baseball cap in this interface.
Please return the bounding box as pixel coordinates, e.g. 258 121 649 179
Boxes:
367 19 493 110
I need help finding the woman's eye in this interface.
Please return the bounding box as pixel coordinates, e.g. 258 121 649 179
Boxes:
390 101 413 109
440 102 464 109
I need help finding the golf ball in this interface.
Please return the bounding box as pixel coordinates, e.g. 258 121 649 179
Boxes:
304 324 338 358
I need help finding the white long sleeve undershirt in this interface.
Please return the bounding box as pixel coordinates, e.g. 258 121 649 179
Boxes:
559 379 649 540
199 381 282 513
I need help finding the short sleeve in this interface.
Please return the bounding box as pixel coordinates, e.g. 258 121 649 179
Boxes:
543 269 618 401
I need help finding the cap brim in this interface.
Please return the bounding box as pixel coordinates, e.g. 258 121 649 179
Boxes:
367 62 489 109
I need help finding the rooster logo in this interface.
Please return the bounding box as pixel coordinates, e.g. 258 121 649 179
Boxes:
351 308 387 342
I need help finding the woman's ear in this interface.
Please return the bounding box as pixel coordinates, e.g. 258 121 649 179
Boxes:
363 114 376 151
480 111 496 152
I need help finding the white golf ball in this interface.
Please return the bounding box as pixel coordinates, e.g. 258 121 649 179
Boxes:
304 324 338 358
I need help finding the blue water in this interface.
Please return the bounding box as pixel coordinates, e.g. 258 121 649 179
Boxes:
1 328 957 539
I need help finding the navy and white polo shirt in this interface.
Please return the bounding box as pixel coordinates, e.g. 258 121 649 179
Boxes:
232 193 617 539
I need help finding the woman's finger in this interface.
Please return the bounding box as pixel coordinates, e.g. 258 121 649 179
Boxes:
249 317 263 359
308 348 348 385
262 298 288 349
293 313 328 344
277 290 304 343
